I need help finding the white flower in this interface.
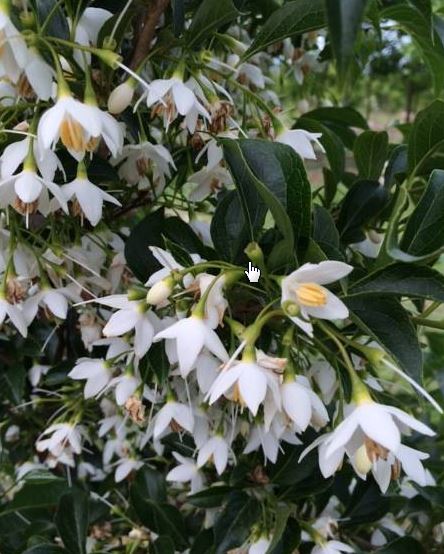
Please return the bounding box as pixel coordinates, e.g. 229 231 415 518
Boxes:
146 246 201 289
1 136 64 182
38 95 123 161
146 77 211 133
114 458 143 482
281 261 353 336
72 7 113 68
166 452 204 493
36 423 83 456
208 358 280 416
188 166 232 202
153 400 194 438
276 129 324 160
115 141 176 194
281 375 329 432
249 537 271 554
0 295 28 337
96 294 158 358
62 174 121 226
23 286 72 323
68 358 112 398
154 315 228 376
28 363 51 387
311 540 354 554
22 49 54 100
0 9 28 83
194 273 228 329
110 374 141 406
197 435 229 475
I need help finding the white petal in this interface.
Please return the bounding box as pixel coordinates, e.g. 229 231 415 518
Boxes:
357 404 401 452
292 261 353 285
103 309 138 336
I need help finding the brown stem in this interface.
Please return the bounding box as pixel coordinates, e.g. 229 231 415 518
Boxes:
130 0 171 70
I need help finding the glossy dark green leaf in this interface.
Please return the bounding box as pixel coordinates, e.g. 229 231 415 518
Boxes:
407 100 444 174
343 479 390 526
345 296 422 380
0 363 25 404
213 492 260 554
54 490 89 554
243 0 325 60
401 169 444 256
132 465 167 503
382 5 444 96
187 0 240 48
211 190 259 262
326 0 368 84
312 206 344 261
337 180 389 244
35 0 70 39
384 145 407 189
303 106 368 130
188 485 233 508
376 537 426 553
171 0 185 37
152 536 175 554
130 489 188 549
349 263 444 302
3 478 68 515
354 130 389 179
22 547 68 554
268 517 300 554
190 528 215 554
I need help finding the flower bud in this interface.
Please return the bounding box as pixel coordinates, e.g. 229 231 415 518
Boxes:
146 277 173 305
244 241 265 269
108 80 135 114
127 287 146 301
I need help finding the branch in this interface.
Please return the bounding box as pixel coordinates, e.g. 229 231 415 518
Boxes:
130 0 170 69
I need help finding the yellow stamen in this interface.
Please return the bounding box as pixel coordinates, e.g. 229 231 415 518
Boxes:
295 283 327 307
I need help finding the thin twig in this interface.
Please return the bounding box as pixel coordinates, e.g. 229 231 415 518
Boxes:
130 0 171 69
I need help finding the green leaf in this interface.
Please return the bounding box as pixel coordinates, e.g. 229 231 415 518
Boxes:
171 0 185 37
55 490 89 554
222 138 312 266
213 492 260 554
337 180 389 243
130 489 188 549
344 296 422 380
303 106 368 130
401 169 444 256
132 465 166 503
349 263 444 302
312 206 344 261
268 517 300 554
23 547 68 554
354 130 389 179
0 363 25 404
188 485 233 508
382 5 444 96
35 0 70 39
326 0 368 84
343 480 390 526
211 190 260 262
376 537 426 553
407 100 444 174
297 117 345 180
187 0 240 48
384 145 407 189
152 536 175 554
243 0 325 60
190 529 215 554
4 478 68 515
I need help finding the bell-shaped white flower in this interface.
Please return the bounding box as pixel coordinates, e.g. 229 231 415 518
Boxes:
281 261 353 336
153 399 194 438
0 8 28 83
95 294 158 359
62 165 121 226
109 373 141 406
36 423 83 456
166 452 204 494
249 537 272 554
38 93 123 161
71 7 113 68
114 457 143 483
154 315 228 376
68 358 112 399
146 76 211 133
197 435 229 475
0 295 28 337
22 49 55 100
276 128 325 160
281 375 329 432
188 165 232 202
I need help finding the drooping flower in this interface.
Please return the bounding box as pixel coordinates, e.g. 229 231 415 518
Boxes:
281 261 353 336
0 294 28 337
37 93 123 161
68 358 112 399
311 540 354 554
197 434 230 475
153 399 194 438
0 7 28 83
154 315 229 376
166 452 204 494
276 128 325 160
71 7 113 69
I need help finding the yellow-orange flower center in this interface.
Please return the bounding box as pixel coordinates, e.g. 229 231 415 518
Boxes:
60 116 86 152
295 283 327 307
